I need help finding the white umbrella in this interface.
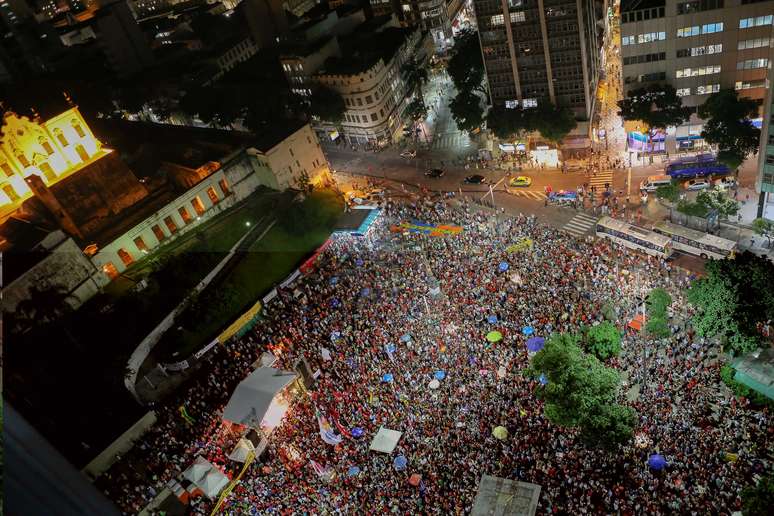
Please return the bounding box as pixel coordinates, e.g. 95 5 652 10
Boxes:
428 379 440 390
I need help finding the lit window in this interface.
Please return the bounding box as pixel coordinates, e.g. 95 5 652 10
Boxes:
134 236 149 252
510 11 525 23
71 119 86 138
523 98 538 108
676 88 691 96
491 14 504 25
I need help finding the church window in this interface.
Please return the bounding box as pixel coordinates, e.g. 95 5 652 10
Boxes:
39 137 54 155
55 130 68 146
17 154 30 167
72 119 86 138
1 162 13 177
3 184 20 202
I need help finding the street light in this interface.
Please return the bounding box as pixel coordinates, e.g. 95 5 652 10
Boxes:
245 221 251 227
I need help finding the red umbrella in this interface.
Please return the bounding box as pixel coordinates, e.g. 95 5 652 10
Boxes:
409 474 422 487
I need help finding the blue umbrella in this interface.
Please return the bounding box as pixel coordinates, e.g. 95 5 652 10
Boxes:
538 374 548 386
487 315 498 324
526 337 545 352
498 262 509 272
393 455 408 471
361 287 371 297
329 276 339 285
331 298 341 308
347 466 361 476
386 343 396 354
522 326 534 336
355 258 364 267
647 454 667 470
400 334 412 343
351 427 364 438
382 373 394 383
434 370 446 380
330 331 342 341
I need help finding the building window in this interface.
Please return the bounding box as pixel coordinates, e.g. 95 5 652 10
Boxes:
117 248 134 267
164 215 178 234
38 137 54 155
677 88 691 96
39 162 56 181
218 178 231 196
696 84 720 95
178 206 193 224
55 130 68 146
676 65 721 77
735 80 767 90
490 14 504 26
523 98 538 108
206 186 220 205
371 112 378 121
289 147 294 157
739 15 773 29
737 58 768 70
16 154 29 168
510 11 525 23
3 184 20 202
134 236 148 252
103 262 119 280
151 224 166 242
738 38 770 50
191 196 206 216
71 120 86 138
365 95 373 104
1 162 13 177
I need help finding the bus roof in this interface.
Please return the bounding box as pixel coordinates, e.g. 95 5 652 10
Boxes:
668 153 716 165
597 216 672 247
653 221 736 251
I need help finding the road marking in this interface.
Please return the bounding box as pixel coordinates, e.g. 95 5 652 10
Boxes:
588 169 614 189
507 190 546 200
562 213 598 236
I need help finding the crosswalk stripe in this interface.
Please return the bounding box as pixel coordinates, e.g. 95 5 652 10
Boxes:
561 213 598 236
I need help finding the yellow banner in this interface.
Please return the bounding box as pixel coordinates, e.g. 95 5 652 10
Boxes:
506 238 533 253
218 300 262 344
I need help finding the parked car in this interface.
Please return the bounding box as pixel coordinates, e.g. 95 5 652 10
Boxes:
463 174 486 184
400 149 417 159
509 176 532 187
713 176 737 190
683 178 711 191
425 168 445 178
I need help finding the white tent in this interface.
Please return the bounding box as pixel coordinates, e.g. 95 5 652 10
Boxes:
228 438 256 463
182 456 211 485
222 367 298 427
369 427 402 454
199 469 230 500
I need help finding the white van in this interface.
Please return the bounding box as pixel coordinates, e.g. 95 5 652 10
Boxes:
640 175 672 192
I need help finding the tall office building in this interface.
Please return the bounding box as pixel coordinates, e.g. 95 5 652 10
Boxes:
95 0 155 78
620 0 774 153
755 62 774 219
472 0 605 120
370 0 454 50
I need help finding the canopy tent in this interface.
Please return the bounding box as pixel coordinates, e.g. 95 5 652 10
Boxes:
628 313 646 331
471 475 542 516
182 456 230 500
222 367 298 428
369 427 402 454
228 438 255 463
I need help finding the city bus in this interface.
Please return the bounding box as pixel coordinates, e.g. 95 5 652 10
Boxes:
595 216 673 258
665 154 731 179
652 220 736 259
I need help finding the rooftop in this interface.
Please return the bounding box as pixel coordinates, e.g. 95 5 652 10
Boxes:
0 216 58 285
318 26 409 76
620 0 665 12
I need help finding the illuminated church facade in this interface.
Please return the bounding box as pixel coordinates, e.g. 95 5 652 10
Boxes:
0 106 105 217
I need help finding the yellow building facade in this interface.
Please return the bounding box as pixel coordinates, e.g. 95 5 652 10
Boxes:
0 107 106 217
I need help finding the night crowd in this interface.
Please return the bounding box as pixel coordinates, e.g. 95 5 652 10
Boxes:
97 195 771 515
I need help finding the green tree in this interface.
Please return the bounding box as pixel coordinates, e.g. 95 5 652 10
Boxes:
645 317 671 339
449 90 484 133
751 218 774 248
532 102 577 143
309 86 346 124
583 322 622 361
695 188 740 218
741 474 774 516
578 403 637 449
687 251 774 355
528 333 621 427
646 288 672 316
617 83 691 131
655 183 680 202
401 58 429 102
447 29 487 100
699 89 761 171
486 106 535 140
405 97 429 122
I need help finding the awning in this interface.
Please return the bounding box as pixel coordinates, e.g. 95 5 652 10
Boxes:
628 313 646 331
369 427 402 454
222 367 298 427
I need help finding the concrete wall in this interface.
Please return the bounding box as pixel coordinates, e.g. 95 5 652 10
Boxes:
2 232 107 313
81 411 157 481
262 124 329 189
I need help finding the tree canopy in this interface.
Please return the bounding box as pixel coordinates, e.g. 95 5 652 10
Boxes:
401 58 429 101
486 106 535 140
751 218 774 247
447 29 486 98
617 83 691 130
405 97 429 122
583 322 622 361
528 333 635 448
486 102 576 142
687 251 774 355
741 473 774 516
699 89 761 170
309 85 346 125
449 90 485 133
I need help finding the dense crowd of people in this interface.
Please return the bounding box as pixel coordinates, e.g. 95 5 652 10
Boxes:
97 195 771 515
